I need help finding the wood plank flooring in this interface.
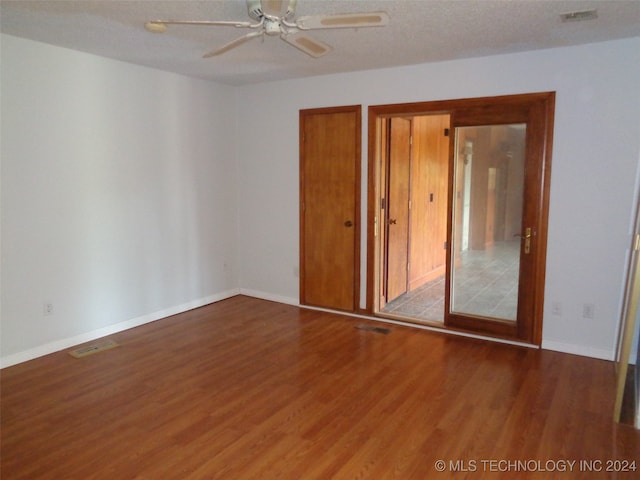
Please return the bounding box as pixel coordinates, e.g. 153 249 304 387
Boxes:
2 295 639 479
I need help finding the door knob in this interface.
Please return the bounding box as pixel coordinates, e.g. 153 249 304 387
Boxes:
514 227 533 254
344 220 353 227
389 219 397 225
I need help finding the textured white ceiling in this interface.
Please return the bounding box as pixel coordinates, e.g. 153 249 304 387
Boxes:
1 0 639 85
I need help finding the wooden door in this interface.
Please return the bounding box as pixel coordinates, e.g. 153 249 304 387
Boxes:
385 117 412 302
300 106 360 312
378 119 390 310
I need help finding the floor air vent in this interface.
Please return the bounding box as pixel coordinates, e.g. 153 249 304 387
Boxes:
69 339 119 358
356 324 391 335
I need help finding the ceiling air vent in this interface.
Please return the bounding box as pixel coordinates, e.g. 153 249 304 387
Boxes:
560 9 598 22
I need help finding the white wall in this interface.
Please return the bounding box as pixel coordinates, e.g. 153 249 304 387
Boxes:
236 37 640 360
1 34 239 366
3 34 640 366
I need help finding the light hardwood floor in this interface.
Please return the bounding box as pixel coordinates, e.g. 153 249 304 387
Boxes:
2 296 639 479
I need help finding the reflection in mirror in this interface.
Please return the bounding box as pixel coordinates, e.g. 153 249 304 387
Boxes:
451 124 526 321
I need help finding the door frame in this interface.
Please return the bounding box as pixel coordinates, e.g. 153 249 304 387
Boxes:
366 93 555 345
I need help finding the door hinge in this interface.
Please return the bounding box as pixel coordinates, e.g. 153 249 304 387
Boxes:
444 241 448 250
444 128 450 137
381 198 386 210
634 233 640 251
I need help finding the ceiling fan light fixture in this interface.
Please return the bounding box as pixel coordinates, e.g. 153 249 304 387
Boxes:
144 21 167 33
248 0 297 20
261 0 286 17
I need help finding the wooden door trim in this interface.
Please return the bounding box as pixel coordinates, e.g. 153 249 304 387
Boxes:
300 105 362 312
366 93 555 345
529 93 555 345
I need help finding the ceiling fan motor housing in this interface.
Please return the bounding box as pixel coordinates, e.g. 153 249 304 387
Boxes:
265 18 281 35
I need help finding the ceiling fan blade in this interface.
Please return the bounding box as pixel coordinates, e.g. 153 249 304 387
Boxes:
203 31 264 58
281 32 332 58
296 11 389 30
145 20 256 32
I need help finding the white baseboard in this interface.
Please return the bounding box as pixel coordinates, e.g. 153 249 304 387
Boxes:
4 289 616 368
239 291 620 360
238 288 299 306
238 290 541 350
0 289 240 368
541 340 613 361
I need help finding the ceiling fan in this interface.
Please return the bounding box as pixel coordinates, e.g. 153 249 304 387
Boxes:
144 0 389 58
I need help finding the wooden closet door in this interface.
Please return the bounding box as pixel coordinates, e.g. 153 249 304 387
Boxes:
300 106 361 312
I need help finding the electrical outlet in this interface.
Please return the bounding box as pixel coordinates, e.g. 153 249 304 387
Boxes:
582 303 595 319
44 302 54 316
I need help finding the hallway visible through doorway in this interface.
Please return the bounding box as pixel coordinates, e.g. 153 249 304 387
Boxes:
382 240 520 322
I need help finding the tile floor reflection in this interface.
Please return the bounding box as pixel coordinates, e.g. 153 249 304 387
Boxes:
381 241 520 322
